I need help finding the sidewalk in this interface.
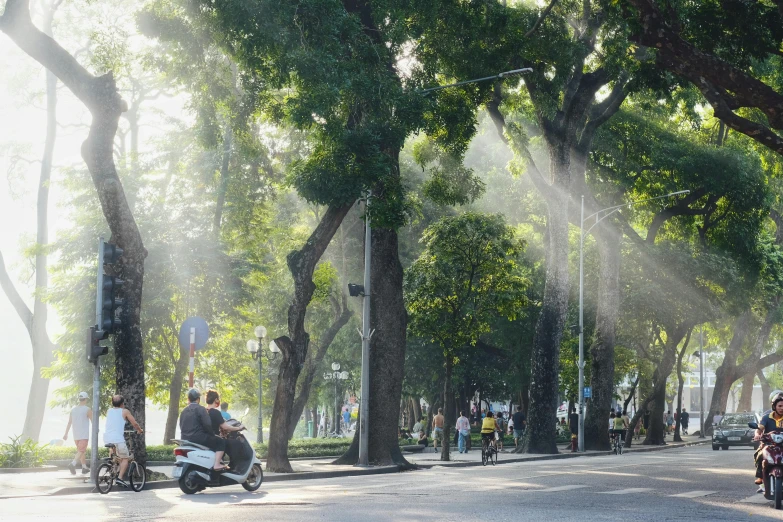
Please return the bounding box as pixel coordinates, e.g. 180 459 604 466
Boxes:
0 437 709 499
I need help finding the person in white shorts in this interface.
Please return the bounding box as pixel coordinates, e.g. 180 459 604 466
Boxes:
63 391 92 475
104 395 143 487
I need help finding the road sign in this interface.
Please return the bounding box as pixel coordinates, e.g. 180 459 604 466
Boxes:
583 386 592 398
178 317 210 351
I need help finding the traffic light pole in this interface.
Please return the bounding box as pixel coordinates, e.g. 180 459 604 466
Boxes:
90 237 105 484
358 193 371 467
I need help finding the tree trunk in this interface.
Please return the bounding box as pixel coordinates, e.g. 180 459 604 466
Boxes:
522 181 569 454
163 347 189 444
759 370 771 406
287 296 352 439
673 330 692 442
622 374 639 415
441 357 453 461
213 124 232 237
584 230 621 451
335 226 411 467
643 324 688 445
738 372 755 412
267 203 352 472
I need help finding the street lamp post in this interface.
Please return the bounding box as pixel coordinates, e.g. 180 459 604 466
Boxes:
577 190 690 452
324 364 349 435
693 329 705 438
247 326 281 443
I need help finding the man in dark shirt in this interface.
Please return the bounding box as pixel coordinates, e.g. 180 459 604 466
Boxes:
179 388 228 470
753 393 783 486
512 406 526 449
205 389 244 465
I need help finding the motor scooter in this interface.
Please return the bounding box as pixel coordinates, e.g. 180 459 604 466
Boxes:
749 421 783 509
172 421 263 495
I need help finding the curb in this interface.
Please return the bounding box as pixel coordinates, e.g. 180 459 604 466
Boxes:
0 466 58 474
42 465 401 496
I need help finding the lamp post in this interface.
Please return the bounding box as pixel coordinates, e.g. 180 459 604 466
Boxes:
577 190 690 452
247 326 281 443
693 328 705 438
324 364 349 435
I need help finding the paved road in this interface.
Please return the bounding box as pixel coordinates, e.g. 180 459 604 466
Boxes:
1 444 779 521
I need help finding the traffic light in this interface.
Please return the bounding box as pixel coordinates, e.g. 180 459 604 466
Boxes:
87 326 107 363
95 239 124 341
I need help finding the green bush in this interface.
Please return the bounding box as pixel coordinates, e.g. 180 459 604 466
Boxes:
1 436 48 468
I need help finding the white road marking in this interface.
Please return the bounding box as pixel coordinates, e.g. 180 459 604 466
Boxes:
599 488 652 495
536 485 590 492
670 490 716 498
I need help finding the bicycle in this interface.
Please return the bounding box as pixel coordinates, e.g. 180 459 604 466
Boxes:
481 434 498 466
611 430 625 455
95 431 146 494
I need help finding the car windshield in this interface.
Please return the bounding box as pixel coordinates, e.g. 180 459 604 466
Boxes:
720 414 755 425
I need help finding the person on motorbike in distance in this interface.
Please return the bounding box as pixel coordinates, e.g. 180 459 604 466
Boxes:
179 388 229 471
753 392 783 486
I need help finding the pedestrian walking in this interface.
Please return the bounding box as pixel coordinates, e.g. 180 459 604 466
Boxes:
342 408 350 432
432 408 444 452
495 412 505 451
666 410 674 434
681 408 690 435
512 406 526 449
456 411 470 454
63 391 91 475
569 406 579 452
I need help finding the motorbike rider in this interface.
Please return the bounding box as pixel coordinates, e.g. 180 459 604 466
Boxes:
204 390 244 465
179 388 228 471
753 392 783 486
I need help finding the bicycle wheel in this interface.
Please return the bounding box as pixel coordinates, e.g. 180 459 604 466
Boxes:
96 463 114 494
129 462 146 492
481 444 488 466
491 446 497 465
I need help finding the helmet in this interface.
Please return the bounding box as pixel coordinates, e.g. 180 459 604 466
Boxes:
770 390 783 408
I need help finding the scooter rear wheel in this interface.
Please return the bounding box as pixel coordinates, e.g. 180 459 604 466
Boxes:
775 476 782 510
242 463 264 492
179 472 201 495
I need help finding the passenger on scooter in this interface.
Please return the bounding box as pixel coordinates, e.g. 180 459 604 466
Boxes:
205 390 244 465
179 388 229 471
753 393 783 486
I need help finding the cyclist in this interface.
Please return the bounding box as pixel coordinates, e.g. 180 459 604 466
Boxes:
481 411 498 453
104 395 143 488
611 410 626 451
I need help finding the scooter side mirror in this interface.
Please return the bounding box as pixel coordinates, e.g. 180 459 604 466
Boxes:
748 422 759 430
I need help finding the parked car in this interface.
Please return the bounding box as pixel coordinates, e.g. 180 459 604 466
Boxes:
712 412 761 450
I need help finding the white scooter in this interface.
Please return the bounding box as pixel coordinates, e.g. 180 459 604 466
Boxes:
172 421 263 495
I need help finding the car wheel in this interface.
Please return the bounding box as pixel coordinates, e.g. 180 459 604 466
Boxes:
712 444 719 451
723 445 729 450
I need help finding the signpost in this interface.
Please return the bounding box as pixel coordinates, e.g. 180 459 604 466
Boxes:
178 317 210 388
583 386 592 399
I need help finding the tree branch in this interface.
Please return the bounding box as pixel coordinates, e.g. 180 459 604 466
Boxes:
524 0 560 38
0 250 33 337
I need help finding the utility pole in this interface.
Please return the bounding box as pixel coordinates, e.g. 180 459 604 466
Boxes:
358 193 372 466
699 328 705 439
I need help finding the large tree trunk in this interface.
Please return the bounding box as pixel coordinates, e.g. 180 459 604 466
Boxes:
759 370 772 406
522 165 570 454
1 0 146 457
335 225 410 467
266 203 352 472
738 372 755 412
287 295 352 439
643 324 689 445
584 230 621 450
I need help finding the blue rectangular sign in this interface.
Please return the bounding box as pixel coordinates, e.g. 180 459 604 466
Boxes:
583 386 591 398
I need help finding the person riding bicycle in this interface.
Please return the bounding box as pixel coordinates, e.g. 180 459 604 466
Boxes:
103 395 143 488
611 411 627 449
481 411 498 450
753 392 783 486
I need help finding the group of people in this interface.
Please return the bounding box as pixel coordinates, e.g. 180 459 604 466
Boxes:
400 405 527 455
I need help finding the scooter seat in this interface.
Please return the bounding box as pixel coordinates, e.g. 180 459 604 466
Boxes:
172 439 211 451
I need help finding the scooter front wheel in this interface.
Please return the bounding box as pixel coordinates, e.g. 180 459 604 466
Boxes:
242 463 264 492
775 476 782 509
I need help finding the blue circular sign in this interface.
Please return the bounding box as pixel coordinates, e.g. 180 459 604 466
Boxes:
178 317 210 351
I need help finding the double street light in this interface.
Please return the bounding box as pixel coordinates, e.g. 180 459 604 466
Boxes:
324 363 350 435
246 325 280 443
577 190 690 453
